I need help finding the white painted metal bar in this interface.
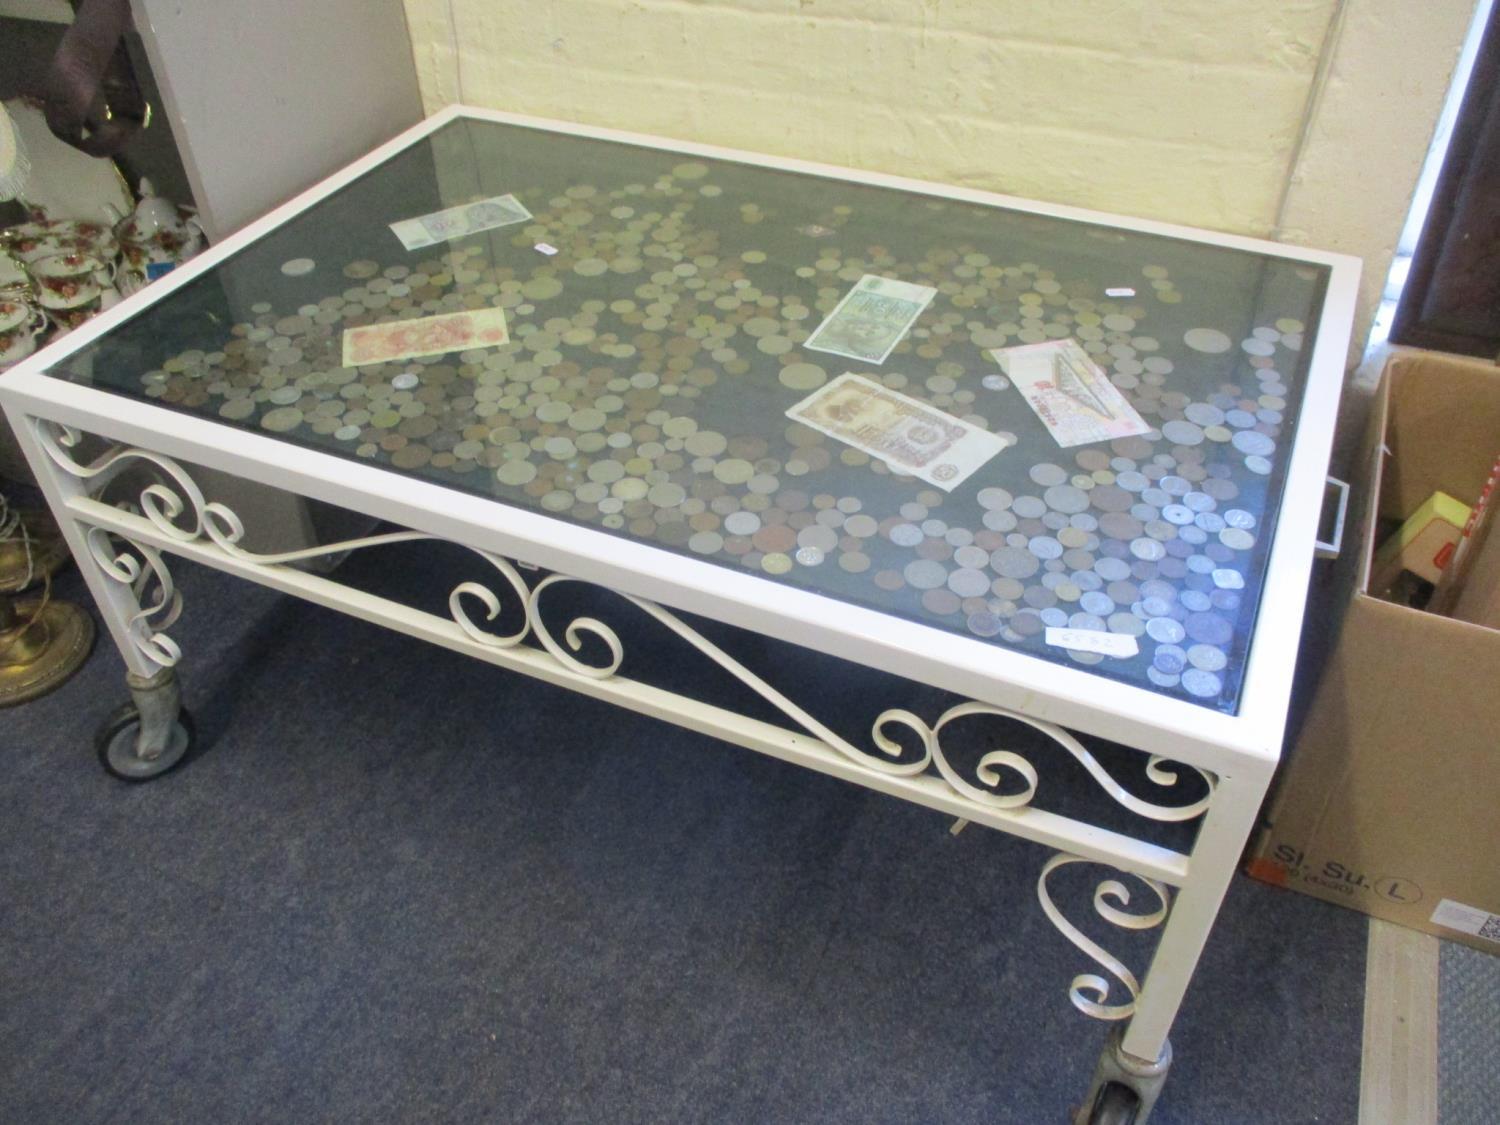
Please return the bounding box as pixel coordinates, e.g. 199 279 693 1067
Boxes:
7 410 160 678
60 490 1193 886
1118 763 1277 1061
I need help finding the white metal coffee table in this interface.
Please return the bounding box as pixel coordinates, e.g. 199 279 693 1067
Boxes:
1 106 1357 1122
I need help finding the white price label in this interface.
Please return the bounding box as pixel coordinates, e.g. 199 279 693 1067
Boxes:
1044 627 1139 658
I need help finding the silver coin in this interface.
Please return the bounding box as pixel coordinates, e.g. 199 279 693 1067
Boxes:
795 546 826 566
1147 666 1181 688
724 511 762 536
947 568 991 597
1012 496 1047 519
843 514 878 538
1212 568 1246 590
1094 557 1131 581
688 531 724 554
1219 527 1256 551
1245 455 1273 475
1145 617 1186 644
1181 668 1223 698
1044 485 1090 514
1030 463 1069 487
334 424 361 441
1232 430 1276 457
890 523 924 547
392 372 420 391
1153 645 1187 675
1184 403 1225 427
904 559 949 589
268 386 301 405
954 544 990 569
1080 591 1115 616
1187 644 1228 672
1129 538 1166 561
1184 327 1232 354
1029 536 1063 560
798 525 839 552
983 509 1018 532
1184 612 1234 645
991 546 1040 579
977 487 1013 511
966 612 1004 637
982 374 1010 391
1161 504 1194 525
1161 420 1204 446
280 257 316 276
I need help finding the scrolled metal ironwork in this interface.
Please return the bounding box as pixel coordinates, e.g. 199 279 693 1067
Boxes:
84 525 183 668
36 419 534 650
1037 852 1171 1021
41 421 1217 823
34 419 207 542
918 702 1217 820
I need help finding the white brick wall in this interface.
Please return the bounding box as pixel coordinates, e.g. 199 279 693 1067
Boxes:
403 0 1334 233
400 0 1480 346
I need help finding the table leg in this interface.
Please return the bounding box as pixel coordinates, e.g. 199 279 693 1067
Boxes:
5 410 195 779
1058 763 1273 1123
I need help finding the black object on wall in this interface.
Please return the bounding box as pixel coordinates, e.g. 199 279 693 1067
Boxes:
1391 4 1500 359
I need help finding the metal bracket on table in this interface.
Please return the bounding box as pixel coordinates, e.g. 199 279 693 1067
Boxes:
1315 476 1350 559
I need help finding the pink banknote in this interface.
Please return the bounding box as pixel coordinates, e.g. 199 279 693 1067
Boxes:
342 307 510 367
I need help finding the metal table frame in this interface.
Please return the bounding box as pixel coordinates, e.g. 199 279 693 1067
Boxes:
1 106 1359 1122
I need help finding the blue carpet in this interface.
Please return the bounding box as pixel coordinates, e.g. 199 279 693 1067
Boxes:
0 546 1364 1123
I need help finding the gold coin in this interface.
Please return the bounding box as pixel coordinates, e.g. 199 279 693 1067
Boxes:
778 363 827 391
260 407 303 432
713 458 755 485
761 552 792 575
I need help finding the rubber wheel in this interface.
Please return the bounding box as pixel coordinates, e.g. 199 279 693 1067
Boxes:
95 703 195 782
1088 1082 1141 1125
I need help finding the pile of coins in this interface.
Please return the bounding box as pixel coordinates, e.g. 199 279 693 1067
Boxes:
125 146 1319 710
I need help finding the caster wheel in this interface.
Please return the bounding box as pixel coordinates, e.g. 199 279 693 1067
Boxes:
95 703 195 782
1088 1082 1141 1125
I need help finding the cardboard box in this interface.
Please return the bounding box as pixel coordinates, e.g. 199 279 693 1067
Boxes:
1247 351 1500 954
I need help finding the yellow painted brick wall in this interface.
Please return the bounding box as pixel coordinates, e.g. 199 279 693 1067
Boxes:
402 0 1337 236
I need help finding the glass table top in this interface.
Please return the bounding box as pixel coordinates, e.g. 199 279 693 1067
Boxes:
49 115 1331 714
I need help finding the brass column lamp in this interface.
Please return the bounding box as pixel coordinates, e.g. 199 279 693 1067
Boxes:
0 499 94 707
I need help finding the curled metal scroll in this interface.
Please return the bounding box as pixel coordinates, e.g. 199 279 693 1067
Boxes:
84 525 183 668
37 419 1218 823
35 419 534 651
1036 852 1171 1021
920 702 1216 820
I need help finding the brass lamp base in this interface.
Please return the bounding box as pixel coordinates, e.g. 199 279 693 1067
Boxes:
0 507 72 594
0 595 96 707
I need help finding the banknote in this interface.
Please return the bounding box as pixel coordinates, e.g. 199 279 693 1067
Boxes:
786 372 1009 491
805 274 937 365
989 338 1151 448
342 307 509 366
389 194 533 250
